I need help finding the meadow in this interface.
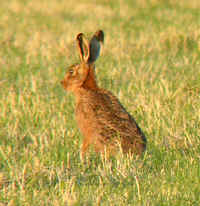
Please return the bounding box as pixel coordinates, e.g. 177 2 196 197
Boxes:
0 0 200 205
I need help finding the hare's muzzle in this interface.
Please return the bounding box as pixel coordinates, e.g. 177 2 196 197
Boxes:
61 80 69 90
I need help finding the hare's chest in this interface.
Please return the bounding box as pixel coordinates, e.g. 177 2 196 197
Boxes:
75 101 100 134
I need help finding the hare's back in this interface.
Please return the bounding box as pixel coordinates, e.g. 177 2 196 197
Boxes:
75 89 146 154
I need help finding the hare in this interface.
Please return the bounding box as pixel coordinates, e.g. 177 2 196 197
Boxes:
61 30 147 157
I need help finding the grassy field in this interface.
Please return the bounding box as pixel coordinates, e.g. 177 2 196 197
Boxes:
0 0 200 205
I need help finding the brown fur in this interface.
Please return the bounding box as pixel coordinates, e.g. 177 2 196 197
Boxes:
61 30 147 156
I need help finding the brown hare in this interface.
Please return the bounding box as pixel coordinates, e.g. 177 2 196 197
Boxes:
61 30 147 157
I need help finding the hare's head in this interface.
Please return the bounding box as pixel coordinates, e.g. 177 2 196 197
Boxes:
61 30 104 92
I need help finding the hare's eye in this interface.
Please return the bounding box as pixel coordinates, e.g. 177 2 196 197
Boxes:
69 69 74 75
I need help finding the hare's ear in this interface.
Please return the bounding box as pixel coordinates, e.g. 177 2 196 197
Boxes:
87 30 104 64
76 33 90 63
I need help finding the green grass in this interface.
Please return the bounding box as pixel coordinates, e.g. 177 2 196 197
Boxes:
0 0 200 205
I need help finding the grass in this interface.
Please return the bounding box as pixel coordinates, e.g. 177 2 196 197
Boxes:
0 0 200 205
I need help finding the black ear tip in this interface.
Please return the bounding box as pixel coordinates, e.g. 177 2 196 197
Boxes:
76 33 84 41
96 30 104 42
98 30 104 35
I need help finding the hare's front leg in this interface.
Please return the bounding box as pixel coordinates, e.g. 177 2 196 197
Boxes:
81 138 91 158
